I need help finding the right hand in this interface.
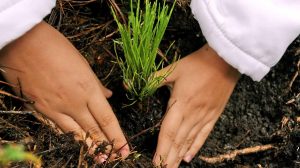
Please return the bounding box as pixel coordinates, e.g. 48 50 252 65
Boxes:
0 22 129 163
153 44 240 167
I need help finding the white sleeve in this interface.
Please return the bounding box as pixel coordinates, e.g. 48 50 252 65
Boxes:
0 0 56 49
191 0 300 81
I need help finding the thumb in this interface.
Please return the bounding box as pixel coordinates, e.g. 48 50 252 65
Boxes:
98 82 113 98
102 87 113 98
154 63 178 88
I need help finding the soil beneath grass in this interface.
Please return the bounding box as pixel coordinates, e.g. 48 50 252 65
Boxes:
0 1 299 167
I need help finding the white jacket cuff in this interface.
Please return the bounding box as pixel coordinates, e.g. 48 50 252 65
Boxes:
191 0 300 81
0 0 56 49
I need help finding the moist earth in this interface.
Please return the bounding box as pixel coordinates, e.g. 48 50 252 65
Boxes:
0 1 299 168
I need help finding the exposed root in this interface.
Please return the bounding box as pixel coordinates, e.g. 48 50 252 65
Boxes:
199 144 275 164
288 59 300 89
286 92 300 105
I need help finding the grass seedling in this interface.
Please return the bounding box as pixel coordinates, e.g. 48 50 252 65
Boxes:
0 144 41 168
112 0 176 101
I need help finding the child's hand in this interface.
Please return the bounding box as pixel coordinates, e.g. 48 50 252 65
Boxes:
153 44 240 167
0 22 129 163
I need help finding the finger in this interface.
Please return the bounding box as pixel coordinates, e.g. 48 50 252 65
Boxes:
153 101 183 166
183 120 216 163
71 109 108 143
31 112 62 133
165 119 196 167
67 109 111 163
101 86 113 98
29 102 109 156
98 81 113 98
30 104 98 151
88 92 129 159
169 124 201 168
178 124 200 159
153 63 178 88
58 110 114 164
43 112 98 157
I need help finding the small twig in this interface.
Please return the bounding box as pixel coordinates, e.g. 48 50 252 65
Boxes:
199 144 275 164
130 120 161 141
234 130 251 148
157 49 168 62
62 155 74 167
0 79 34 104
103 64 116 81
0 110 35 115
0 136 34 144
67 24 106 39
102 46 117 60
0 117 27 136
108 0 126 24
77 145 84 168
281 116 290 129
52 158 64 168
0 90 34 104
98 30 118 43
286 92 300 105
0 98 7 109
288 59 300 89
0 80 19 88
36 144 69 155
66 0 96 6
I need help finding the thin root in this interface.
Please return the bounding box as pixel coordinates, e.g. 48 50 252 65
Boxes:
199 144 275 164
288 59 300 89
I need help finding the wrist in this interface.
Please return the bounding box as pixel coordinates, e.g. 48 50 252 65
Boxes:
201 44 241 83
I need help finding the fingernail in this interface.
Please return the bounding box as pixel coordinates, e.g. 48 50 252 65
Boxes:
99 157 106 163
183 155 193 163
120 148 129 158
95 154 108 164
101 154 108 160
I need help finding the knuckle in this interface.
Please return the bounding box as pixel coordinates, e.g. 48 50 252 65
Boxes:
76 80 93 93
154 153 167 166
72 130 86 140
189 98 202 109
87 126 103 140
176 157 182 164
99 114 115 128
163 130 176 142
113 138 126 148
186 138 194 146
173 141 183 151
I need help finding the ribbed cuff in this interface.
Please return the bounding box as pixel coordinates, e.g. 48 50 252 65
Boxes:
190 0 269 81
0 0 56 49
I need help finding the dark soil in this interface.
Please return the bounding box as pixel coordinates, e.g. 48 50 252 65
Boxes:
0 1 299 167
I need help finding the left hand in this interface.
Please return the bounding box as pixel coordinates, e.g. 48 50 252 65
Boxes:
0 22 129 163
153 44 240 167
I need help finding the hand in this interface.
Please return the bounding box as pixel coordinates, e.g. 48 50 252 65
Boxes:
153 44 240 167
0 22 129 163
